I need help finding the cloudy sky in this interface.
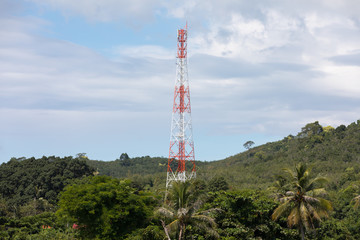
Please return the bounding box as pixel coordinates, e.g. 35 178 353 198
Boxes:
1 0 360 163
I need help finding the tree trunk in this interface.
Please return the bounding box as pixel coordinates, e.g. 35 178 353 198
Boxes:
178 223 183 240
160 220 171 240
299 222 305 240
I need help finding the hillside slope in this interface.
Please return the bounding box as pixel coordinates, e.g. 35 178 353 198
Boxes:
201 120 360 190
88 120 360 191
86 156 210 190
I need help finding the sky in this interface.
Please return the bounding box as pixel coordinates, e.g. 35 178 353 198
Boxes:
1 0 360 163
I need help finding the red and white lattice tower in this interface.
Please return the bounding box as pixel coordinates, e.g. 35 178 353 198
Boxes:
166 25 196 189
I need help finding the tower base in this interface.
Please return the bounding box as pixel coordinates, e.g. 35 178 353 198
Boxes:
166 171 196 189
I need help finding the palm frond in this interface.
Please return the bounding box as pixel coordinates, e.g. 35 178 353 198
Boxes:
192 214 217 228
299 171 310 188
318 198 333 212
191 198 204 212
303 195 320 205
299 202 311 230
305 197 331 221
285 190 295 196
205 228 220 239
283 168 295 179
272 200 292 221
288 206 300 228
279 195 295 203
157 207 175 219
306 177 328 192
307 187 327 197
198 207 223 216
352 195 360 209
306 203 321 222
188 220 220 239
316 209 330 219
167 219 179 232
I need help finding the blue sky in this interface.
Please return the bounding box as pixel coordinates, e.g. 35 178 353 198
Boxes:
1 0 360 163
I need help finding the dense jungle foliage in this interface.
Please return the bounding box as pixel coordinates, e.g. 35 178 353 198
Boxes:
1 120 360 239
0 156 95 207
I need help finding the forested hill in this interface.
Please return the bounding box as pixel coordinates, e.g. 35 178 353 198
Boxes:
86 120 360 191
85 155 210 190
200 120 360 190
2 120 360 197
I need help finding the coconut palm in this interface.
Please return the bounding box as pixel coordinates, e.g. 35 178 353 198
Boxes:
157 180 219 240
271 163 332 240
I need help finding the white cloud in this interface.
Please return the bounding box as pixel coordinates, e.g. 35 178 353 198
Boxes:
26 0 163 24
0 15 176 114
188 10 305 64
112 45 174 60
313 65 360 98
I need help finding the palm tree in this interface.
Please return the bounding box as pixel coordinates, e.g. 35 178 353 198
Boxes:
157 180 219 240
271 163 332 240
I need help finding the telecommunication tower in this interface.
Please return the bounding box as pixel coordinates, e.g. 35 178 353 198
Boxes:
166 25 196 189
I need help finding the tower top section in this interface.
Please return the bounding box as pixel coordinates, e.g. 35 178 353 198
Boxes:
177 27 187 59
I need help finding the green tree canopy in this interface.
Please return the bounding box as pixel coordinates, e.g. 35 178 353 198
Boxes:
208 176 229 192
203 190 297 239
298 121 323 138
0 156 94 207
57 176 153 239
243 141 255 150
120 153 130 160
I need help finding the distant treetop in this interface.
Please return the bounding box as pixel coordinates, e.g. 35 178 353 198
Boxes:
243 141 255 150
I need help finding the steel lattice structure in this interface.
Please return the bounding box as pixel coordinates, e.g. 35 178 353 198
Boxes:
166 25 196 189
